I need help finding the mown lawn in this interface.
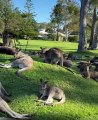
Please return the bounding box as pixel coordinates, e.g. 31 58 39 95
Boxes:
0 39 98 120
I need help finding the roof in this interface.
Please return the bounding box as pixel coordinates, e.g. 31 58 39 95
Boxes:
39 29 48 35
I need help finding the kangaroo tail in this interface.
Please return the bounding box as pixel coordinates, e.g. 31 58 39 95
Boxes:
63 66 75 74
53 95 66 105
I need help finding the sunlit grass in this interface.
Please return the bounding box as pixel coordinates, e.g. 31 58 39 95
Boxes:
0 39 98 120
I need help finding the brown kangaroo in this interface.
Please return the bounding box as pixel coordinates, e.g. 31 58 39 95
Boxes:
90 56 98 63
40 47 64 66
38 79 66 106
0 82 33 119
91 62 98 71
81 62 98 82
77 61 92 72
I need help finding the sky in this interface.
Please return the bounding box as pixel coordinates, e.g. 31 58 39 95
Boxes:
13 0 57 23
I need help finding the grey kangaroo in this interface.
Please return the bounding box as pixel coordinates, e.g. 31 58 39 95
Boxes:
38 79 66 105
0 50 34 78
77 61 92 72
40 47 64 66
0 82 33 119
81 62 98 82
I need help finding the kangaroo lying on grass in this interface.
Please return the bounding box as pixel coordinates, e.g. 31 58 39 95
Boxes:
92 62 98 71
0 82 11 102
90 56 98 63
38 79 66 106
40 47 64 66
0 50 34 79
0 82 33 119
81 62 98 82
0 46 19 55
77 61 92 72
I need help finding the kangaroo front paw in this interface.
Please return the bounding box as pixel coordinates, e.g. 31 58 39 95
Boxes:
44 102 53 106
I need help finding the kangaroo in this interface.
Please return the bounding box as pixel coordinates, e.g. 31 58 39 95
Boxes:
81 63 98 82
0 46 19 55
0 82 11 102
40 47 64 66
0 50 34 79
90 56 98 63
0 82 33 119
58 59 72 68
77 61 92 72
67 53 78 60
38 79 66 106
92 62 98 71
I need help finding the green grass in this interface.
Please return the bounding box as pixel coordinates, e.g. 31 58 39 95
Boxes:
16 39 78 51
0 39 98 120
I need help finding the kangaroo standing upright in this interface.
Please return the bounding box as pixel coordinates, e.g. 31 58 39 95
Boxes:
0 82 33 119
38 79 66 105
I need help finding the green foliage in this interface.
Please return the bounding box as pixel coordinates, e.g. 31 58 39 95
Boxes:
0 0 13 30
51 2 64 24
68 36 79 42
0 0 38 40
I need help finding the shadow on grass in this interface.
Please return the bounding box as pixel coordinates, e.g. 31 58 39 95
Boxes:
36 113 81 120
31 65 98 105
0 69 38 100
0 61 98 105
73 50 98 56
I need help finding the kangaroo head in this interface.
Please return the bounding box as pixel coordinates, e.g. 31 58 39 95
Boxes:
39 47 48 57
77 61 91 72
40 79 48 90
14 50 25 59
83 61 91 71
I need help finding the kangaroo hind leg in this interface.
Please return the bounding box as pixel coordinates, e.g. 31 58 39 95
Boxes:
0 97 33 119
0 82 10 97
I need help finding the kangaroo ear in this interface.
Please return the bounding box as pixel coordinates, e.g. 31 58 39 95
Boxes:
15 47 21 53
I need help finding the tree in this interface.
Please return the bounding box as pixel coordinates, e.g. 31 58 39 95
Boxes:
0 0 13 46
89 0 98 49
64 1 80 41
50 0 80 41
50 0 65 41
0 0 38 47
24 0 38 50
78 0 89 51
23 0 38 38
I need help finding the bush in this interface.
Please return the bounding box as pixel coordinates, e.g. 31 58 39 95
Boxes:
68 36 79 42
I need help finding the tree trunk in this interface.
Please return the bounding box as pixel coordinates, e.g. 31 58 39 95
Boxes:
90 21 98 49
78 0 89 52
2 30 13 47
65 28 68 41
89 7 97 49
56 24 59 41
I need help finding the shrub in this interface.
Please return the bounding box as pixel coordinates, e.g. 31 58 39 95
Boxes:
68 36 79 42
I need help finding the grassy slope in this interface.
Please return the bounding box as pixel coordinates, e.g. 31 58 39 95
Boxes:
0 40 98 120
